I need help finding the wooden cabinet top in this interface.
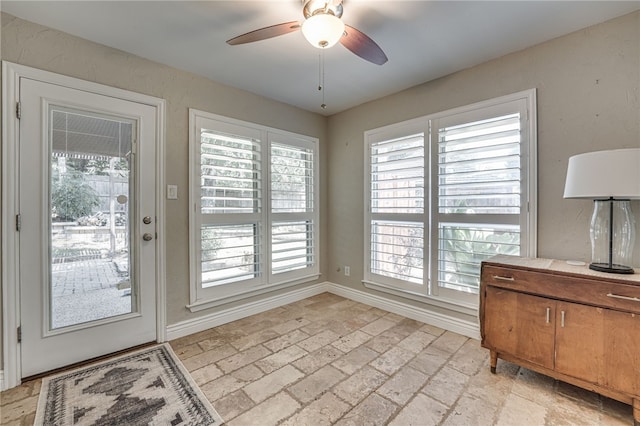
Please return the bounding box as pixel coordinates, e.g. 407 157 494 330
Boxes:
482 255 640 287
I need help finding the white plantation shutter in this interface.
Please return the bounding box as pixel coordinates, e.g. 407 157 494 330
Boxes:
270 140 316 275
367 129 426 292
201 223 261 287
365 91 536 309
437 114 521 215
432 105 529 300
200 131 261 214
271 143 314 213
437 223 520 293
370 220 424 284
271 221 314 273
198 125 263 289
190 111 319 307
371 134 425 214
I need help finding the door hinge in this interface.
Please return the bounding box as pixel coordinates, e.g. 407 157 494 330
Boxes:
16 102 21 119
16 214 22 231
17 326 22 343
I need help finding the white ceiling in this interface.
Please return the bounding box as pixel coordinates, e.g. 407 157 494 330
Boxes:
2 1 639 115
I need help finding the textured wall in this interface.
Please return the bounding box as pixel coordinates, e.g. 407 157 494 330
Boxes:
326 11 640 316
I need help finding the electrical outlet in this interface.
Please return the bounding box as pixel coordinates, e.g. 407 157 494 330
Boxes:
344 266 350 276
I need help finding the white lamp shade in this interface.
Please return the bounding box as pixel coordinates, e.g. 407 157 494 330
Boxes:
564 148 640 199
301 13 345 49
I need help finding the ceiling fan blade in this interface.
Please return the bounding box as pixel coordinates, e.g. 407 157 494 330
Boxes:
227 21 302 45
340 24 388 65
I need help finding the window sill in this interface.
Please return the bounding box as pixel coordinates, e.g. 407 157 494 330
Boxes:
362 280 478 318
187 273 321 313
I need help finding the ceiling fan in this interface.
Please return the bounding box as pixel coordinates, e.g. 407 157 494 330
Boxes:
226 0 388 65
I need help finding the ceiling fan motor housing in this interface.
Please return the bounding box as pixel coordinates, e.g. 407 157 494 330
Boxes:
303 0 343 19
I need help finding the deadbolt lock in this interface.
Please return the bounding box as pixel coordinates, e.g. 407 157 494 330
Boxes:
143 216 152 224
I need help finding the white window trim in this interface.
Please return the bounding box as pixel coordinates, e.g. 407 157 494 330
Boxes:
363 89 537 311
188 109 319 311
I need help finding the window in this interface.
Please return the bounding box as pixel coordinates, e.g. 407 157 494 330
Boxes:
270 138 316 276
189 110 319 310
369 132 425 293
364 90 536 312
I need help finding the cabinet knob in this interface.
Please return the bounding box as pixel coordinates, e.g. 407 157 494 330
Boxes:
560 310 566 328
546 307 551 324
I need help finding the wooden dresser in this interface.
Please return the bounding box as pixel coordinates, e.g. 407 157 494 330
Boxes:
479 255 640 425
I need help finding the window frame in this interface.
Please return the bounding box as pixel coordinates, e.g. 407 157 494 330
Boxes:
364 90 537 314
188 109 319 311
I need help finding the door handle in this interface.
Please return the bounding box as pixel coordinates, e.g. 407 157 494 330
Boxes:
560 310 565 328
546 307 551 324
143 233 153 241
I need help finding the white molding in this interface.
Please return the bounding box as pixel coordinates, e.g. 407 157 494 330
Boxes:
1 61 167 389
186 274 321 313
362 280 478 318
166 282 330 340
167 282 479 343
155 84 168 344
2 61 24 390
328 283 481 340
0 370 4 392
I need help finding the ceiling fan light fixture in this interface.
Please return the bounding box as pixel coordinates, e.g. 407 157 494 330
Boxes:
301 13 345 49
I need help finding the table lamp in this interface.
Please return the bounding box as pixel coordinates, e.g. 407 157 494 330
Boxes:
563 148 640 274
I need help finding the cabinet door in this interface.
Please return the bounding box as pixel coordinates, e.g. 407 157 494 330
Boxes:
483 286 555 369
554 302 604 383
602 310 640 395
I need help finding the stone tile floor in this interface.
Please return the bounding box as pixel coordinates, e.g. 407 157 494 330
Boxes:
1 293 634 425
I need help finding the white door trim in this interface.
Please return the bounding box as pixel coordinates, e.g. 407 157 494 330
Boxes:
1 61 167 390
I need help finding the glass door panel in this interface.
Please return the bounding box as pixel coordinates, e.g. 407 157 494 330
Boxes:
49 105 135 329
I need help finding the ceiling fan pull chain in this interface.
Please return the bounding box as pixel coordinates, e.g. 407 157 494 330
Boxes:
321 49 327 109
318 52 322 92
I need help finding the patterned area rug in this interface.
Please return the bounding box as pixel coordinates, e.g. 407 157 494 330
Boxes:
34 343 223 425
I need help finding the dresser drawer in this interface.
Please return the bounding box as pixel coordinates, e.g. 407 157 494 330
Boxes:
481 264 640 314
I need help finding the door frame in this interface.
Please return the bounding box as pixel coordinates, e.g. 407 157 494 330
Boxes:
2 61 167 390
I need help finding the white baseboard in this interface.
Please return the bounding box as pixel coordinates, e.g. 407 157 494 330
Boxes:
166 282 330 341
327 283 481 340
166 281 480 342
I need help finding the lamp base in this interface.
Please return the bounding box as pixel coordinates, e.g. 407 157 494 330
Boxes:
589 263 635 274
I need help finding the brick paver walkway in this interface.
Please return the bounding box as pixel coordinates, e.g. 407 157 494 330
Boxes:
51 258 121 296
50 257 131 328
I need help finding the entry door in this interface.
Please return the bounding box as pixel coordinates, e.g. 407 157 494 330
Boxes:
19 78 157 377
